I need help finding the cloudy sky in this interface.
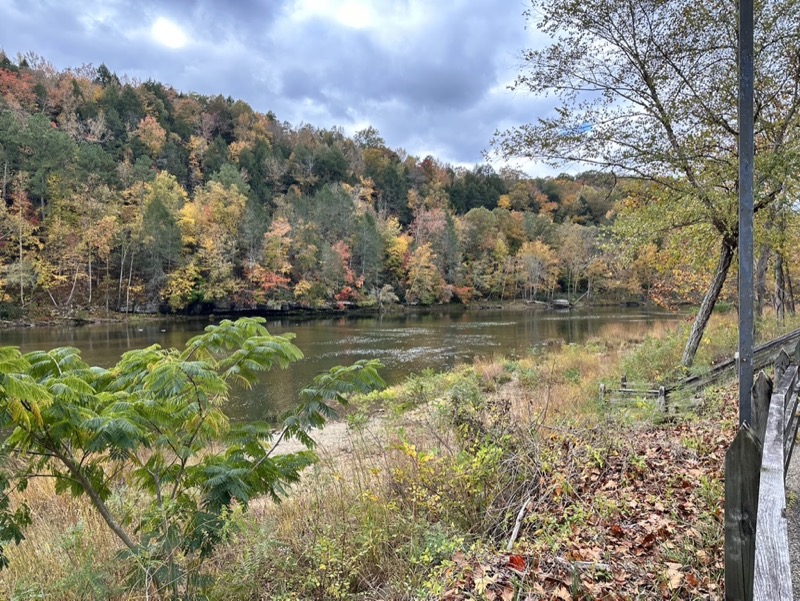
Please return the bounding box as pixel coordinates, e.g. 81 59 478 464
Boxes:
1 0 558 174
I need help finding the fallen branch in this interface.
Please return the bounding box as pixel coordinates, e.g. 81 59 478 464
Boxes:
506 495 533 551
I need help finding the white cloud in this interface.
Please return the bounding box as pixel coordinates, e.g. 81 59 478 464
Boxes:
151 17 189 49
1 0 562 177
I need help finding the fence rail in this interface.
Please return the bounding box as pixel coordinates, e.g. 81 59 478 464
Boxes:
672 327 800 396
601 327 800 410
724 348 800 600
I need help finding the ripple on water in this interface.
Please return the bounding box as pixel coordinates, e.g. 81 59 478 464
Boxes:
316 348 392 359
450 322 516 329
369 328 437 338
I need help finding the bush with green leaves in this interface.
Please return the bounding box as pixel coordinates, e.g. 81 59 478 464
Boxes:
0 317 383 598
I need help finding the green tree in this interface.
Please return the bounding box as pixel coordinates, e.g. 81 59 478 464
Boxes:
494 0 800 366
0 317 383 597
140 186 183 297
351 209 385 290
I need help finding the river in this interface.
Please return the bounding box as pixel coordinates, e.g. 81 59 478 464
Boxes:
0 307 682 421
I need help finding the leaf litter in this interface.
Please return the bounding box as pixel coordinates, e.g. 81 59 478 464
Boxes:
435 389 735 600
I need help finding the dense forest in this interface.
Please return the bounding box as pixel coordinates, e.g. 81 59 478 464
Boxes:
0 51 770 318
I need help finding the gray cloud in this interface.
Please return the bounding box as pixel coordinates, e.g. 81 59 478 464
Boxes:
0 0 554 174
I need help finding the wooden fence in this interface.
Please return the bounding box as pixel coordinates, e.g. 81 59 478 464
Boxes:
724 347 800 600
598 330 800 597
601 326 800 411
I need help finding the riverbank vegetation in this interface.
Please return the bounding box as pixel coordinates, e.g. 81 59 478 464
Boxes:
1 312 794 599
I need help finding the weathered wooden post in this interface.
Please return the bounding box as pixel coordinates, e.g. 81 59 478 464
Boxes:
752 371 773 444
729 1 756 589
774 349 790 386
724 424 761 601
737 0 754 427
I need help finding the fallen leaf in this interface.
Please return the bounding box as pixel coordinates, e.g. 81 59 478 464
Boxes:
666 567 683 590
554 586 572 600
508 554 527 572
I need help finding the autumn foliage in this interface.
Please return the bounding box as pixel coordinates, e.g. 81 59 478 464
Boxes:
0 51 746 318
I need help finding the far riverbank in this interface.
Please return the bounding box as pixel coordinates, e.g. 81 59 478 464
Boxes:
0 297 655 330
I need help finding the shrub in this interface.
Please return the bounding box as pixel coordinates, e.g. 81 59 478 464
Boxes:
0 317 383 598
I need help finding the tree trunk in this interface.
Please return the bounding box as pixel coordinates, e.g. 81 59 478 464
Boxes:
105 256 110 315
755 244 769 317
125 250 134 314
775 252 786 322
787 264 796 315
681 238 735 367
66 263 81 309
117 247 127 311
18 218 24 306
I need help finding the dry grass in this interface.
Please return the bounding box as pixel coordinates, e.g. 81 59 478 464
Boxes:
0 478 126 600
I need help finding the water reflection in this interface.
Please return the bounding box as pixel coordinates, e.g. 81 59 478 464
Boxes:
1 308 682 421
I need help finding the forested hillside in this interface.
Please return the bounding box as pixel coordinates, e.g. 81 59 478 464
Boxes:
0 52 730 316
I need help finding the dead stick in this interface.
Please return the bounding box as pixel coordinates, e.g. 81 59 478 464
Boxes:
506 495 533 551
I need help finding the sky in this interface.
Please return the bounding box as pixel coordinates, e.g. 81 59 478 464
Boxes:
0 0 559 175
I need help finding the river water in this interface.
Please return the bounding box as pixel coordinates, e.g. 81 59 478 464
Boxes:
0 307 682 421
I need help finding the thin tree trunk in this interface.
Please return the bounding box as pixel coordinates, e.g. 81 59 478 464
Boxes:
88 255 93 305
681 238 735 367
18 213 24 306
775 252 786 322
787 264 796 315
755 244 769 317
43 438 165 594
117 246 127 311
126 250 135 314
105 256 110 316
50 444 139 553
66 263 81 308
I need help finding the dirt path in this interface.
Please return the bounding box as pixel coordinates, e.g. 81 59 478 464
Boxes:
271 419 368 457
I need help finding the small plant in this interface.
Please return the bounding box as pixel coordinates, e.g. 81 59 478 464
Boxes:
0 317 384 598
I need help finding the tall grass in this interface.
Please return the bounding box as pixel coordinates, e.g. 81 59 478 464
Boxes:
621 311 800 384
1 479 126 600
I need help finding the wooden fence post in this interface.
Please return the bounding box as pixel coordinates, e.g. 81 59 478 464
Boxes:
792 340 800 364
725 425 762 601
774 349 790 386
752 371 772 443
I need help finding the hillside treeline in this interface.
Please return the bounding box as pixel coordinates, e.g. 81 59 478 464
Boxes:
0 52 708 316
